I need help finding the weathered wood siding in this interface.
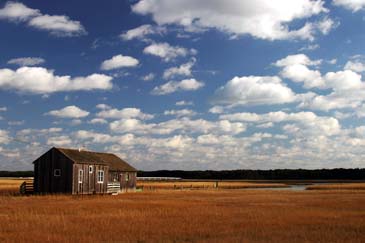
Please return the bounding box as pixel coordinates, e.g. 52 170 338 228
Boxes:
34 148 73 194
118 171 137 192
72 164 109 194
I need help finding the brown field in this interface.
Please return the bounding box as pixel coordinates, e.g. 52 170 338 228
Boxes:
307 183 365 190
0 179 364 243
137 180 288 190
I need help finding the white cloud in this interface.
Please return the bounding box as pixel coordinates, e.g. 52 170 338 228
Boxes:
221 111 341 136
47 135 72 147
88 118 107 124
164 109 197 117
28 14 86 36
274 53 322 67
163 58 195 79
141 73 155 81
276 54 325 89
316 17 338 35
100 54 139 70
96 104 111 110
299 44 320 51
151 78 204 95
176 100 194 106
344 60 365 73
0 107 7 112
209 106 224 114
333 0 365 12
109 117 246 136
0 67 113 94
132 0 327 40
46 105 89 118
0 129 10 144
120 24 166 41
97 107 154 120
212 76 296 106
7 57 45 66
143 42 196 62
0 2 39 22
281 64 324 89
0 2 86 36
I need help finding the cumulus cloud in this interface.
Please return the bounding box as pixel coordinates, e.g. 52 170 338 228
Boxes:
176 100 194 106
274 53 322 67
88 118 107 124
345 60 365 73
46 105 90 118
109 117 246 136
0 1 86 36
132 0 328 40
96 104 112 110
0 129 10 144
276 54 325 89
164 109 197 117
212 76 296 106
297 70 365 111
141 73 155 81
151 78 204 95
120 24 166 41
220 111 341 136
0 66 113 94
163 58 195 79
7 57 45 66
0 1 39 22
316 17 338 35
273 54 365 111
100 54 139 70
143 42 196 62
97 107 154 120
47 135 72 146
333 0 365 12
28 14 86 36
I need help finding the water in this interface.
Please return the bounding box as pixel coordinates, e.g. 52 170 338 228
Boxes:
246 184 311 191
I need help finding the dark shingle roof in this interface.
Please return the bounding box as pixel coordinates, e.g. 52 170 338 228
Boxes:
56 147 137 172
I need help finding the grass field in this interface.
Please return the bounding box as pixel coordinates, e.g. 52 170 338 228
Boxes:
137 180 289 190
0 179 364 242
307 183 365 190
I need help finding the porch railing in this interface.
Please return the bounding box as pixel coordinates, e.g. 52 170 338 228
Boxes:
107 182 120 194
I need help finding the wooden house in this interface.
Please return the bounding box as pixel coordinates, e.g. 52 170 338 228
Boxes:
33 147 137 194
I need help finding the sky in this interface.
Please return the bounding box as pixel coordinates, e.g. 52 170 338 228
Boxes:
1 0 365 171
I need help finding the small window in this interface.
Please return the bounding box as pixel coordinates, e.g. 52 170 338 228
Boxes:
125 172 129 181
54 169 61 177
97 170 104 184
78 169 83 184
89 166 93 174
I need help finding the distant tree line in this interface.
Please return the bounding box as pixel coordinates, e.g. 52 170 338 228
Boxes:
0 171 33 177
1 168 364 180
137 168 365 180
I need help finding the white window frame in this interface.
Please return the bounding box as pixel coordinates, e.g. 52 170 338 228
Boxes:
97 170 104 184
89 165 93 174
54 169 61 177
78 169 83 184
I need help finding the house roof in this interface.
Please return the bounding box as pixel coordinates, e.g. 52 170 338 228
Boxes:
55 147 137 172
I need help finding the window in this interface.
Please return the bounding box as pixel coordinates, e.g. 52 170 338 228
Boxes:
54 169 61 177
89 165 93 174
78 169 83 184
97 170 104 183
125 172 129 181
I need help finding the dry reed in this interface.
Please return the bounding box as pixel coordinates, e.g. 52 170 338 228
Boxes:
0 179 364 242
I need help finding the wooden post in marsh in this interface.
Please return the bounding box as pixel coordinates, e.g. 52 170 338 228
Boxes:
215 181 219 189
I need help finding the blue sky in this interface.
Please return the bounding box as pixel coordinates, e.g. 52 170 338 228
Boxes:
1 0 365 171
